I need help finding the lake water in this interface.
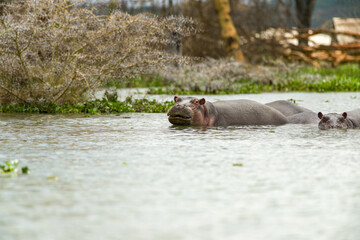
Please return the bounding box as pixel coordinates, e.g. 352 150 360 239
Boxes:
1 92 360 240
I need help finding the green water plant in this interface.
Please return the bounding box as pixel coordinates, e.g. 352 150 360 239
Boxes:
0 97 174 114
0 160 29 175
47 176 58 180
232 163 243 167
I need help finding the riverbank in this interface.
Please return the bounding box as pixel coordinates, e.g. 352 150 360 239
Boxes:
1 63 359 114
102 63 360 95
147 63 360 95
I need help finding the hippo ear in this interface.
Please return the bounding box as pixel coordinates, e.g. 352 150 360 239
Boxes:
199 98 206 105
174 96 179 103
342 112 347 119
318 112 323 119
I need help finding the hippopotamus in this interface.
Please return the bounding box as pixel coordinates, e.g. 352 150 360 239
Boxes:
265 100 313 117
167 96 288 126
318 109 360 130
265 100 319 124
287 112 319 124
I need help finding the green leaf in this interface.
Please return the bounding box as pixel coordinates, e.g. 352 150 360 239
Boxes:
47 176 58 180
0 160 28 175
21 166 30 174
232 163 243 167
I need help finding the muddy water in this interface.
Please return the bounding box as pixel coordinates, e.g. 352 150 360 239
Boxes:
1 93 360 240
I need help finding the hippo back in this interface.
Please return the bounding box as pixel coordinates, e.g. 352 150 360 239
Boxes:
213 99 288 126
265 100 313 117
346 108 360 128
287 112 319 124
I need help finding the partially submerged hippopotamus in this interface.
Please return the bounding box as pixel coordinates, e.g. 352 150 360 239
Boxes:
283 108 360 129
167 96 288 126
318 109 360 130
264 99 322 124
265 100 313 117
287 112 319 124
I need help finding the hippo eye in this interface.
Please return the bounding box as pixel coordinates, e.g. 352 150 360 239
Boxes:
193 99 199 104
339 118 345 122
322 117 329 122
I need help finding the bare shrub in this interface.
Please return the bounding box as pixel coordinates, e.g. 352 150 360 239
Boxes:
0 0 196 104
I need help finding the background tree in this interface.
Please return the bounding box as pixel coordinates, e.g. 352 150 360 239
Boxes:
214 0 245 62
295 0 316 45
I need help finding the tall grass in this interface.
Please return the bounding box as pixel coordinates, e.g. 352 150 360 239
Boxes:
0 0 196 104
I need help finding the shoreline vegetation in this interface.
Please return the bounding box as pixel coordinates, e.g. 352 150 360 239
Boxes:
0 96 174 114
0 1 359 114
0 0 196 106
1 63 359 114
104 63 360 95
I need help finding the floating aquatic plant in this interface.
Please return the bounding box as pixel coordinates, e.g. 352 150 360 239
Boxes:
232 163 243 167
0 160 29 175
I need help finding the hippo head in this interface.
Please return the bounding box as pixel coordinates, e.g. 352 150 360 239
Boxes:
167 96 207 125
318 112 349 130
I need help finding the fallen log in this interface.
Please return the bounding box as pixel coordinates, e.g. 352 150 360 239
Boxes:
255 28 360 66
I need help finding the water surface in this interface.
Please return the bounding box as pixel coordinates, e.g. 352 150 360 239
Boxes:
1 93 360 240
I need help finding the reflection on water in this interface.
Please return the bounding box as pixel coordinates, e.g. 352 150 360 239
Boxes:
1 93 360 240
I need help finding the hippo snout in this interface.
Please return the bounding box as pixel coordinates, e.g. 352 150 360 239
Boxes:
167 105 192 125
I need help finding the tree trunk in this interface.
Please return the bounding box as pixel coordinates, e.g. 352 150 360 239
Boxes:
162 0 167 16
295 0 316 46
168 0 173 15
214 0 245 62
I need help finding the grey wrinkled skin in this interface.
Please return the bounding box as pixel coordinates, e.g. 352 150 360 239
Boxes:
265 100 319 125
318 109 360 130
288 112 319 124
265 100 313 117
167 96 289 126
